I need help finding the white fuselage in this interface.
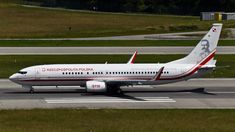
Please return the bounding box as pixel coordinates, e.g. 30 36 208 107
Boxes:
9 63 210 87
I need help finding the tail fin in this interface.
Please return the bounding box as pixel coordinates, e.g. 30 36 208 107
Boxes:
169 23 222 64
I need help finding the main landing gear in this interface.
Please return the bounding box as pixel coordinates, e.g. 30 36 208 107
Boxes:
107 86 124 95
29 88 34 94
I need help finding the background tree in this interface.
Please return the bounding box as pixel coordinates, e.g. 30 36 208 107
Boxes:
23 0 235 16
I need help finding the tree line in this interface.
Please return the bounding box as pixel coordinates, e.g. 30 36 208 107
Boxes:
23 0 235 16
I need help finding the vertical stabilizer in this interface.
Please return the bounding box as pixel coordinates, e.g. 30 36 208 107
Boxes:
169 23 222 64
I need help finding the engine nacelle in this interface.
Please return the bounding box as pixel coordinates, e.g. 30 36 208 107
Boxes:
86 81 107 92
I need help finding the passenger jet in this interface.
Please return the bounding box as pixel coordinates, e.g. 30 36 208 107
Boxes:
9 23 222 93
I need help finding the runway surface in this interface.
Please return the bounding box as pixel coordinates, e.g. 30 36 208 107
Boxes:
0 78 235 109
0 31 206 40
0 46 235 55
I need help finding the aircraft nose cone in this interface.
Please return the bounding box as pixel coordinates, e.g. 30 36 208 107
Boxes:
9 74 17 81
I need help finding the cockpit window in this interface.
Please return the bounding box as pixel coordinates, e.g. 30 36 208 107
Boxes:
18 71 27 74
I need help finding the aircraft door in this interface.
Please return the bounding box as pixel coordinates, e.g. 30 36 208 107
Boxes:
169 68 180 76
35 67 44 79
170 67 183 76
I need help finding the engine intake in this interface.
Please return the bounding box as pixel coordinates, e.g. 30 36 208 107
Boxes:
86 81 107 92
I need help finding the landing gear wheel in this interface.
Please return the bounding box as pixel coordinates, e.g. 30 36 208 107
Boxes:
107 86 123 95
29 88 34 94
116 89 124 95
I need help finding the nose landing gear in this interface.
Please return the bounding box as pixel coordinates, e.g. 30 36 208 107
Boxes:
22 85 34 94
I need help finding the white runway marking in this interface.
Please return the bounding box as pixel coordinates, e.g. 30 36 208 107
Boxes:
212 92 235 94
45 97 176 104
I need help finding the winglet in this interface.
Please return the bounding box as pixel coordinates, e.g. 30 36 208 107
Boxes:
152 67 164 81
127 51 138 64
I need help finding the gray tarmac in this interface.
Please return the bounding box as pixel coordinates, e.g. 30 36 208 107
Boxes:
0 31 206 40
0 78 235 109
0 46 234 55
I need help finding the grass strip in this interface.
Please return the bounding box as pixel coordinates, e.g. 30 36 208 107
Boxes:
0 3 235 38
0 109 235 132
0 54 234 78
0 40 235 47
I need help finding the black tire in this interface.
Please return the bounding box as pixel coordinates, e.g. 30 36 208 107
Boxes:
29 88 34 94
107 85 123 95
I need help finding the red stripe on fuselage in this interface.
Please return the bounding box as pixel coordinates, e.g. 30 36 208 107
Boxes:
160 50 216 80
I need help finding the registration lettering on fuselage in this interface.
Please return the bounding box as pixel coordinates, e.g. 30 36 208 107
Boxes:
42 67 94 72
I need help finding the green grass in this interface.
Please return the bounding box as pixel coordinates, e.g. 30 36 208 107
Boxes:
0 2 235 38
0 40 235 47
0 109 235 132
1 54 234 78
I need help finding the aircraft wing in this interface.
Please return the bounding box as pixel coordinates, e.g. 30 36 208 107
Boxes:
93 67 165 86
104 80 146 87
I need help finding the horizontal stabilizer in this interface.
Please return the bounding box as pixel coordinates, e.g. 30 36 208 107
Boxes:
201 59 217 69
152 67 164 81
206 59 216 65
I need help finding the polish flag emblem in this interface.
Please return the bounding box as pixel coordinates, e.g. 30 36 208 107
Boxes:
212 28 217 32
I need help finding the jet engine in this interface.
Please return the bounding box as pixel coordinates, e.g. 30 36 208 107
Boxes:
86 81 107 92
